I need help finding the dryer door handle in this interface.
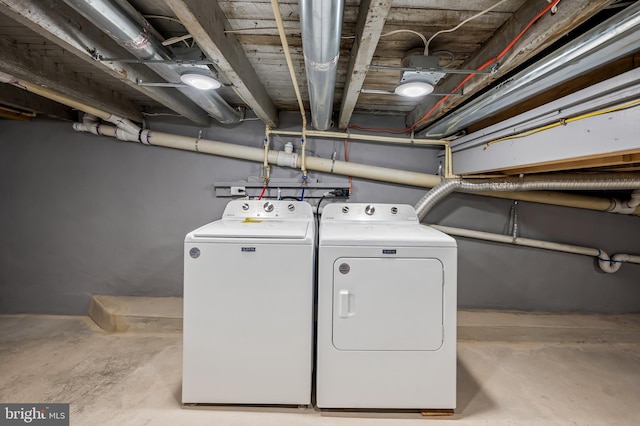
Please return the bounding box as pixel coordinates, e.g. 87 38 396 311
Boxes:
338 290 356 318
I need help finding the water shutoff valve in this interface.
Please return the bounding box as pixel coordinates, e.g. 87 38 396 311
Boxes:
284 142 294 154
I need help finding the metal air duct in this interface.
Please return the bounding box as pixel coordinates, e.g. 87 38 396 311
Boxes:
299 0 345 130
420 2 640 138
63 0 242 124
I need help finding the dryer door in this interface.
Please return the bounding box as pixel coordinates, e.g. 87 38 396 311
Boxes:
332 257 443 351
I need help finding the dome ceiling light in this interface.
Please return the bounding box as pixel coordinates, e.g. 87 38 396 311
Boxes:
180 71 222 91
394 55 443 98
363 53 494 97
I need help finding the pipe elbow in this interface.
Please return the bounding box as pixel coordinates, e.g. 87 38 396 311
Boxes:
597 249 623 273
107 114 141 134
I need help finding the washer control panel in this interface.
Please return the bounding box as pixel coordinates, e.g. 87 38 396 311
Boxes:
322 203 418 222
223 200 312 219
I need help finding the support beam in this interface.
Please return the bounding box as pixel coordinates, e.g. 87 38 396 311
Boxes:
338 0 392 129
0 0 210 126
164 0 278 128
406 0 612 131
0 36 142 121
0 84 74 121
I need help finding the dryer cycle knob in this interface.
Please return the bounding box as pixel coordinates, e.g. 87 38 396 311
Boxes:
365 205 375 215
242 203 250 211
263 202 274 212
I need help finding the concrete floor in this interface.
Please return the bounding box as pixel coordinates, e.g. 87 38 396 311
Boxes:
1 313 639 425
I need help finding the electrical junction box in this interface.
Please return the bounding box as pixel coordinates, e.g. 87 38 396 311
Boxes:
400 54 446 85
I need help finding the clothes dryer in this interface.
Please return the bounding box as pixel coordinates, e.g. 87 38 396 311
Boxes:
316 203 457 409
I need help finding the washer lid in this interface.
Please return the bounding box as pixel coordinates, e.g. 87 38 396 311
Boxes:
189 219 310 239
320 223 456 247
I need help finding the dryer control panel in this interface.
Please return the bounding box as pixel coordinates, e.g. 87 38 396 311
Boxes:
222 200 313 219
322 203 418 223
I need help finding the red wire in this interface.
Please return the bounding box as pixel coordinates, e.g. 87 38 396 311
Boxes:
348 0 561 134
258 185 267 200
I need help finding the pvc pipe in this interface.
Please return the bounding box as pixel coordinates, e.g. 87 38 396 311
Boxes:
301 136 307 178
262 133 270 182
429 224 640 274
72 122 640 216
269 129 446 147
608 189 640 213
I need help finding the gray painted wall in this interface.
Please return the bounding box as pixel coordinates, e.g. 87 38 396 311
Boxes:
1 113 639 314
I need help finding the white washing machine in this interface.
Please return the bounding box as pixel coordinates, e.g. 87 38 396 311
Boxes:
316 203 457 409
182 200 315 405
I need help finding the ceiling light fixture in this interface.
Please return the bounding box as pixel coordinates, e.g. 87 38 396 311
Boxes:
395 81 434 97
394 54 444 98
180 72 221 90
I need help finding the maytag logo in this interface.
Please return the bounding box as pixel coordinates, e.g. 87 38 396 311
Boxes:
1 404 68 425
382 249 397 254
241 247 256 252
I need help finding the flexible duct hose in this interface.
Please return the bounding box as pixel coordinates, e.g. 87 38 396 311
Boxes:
416 177 640 221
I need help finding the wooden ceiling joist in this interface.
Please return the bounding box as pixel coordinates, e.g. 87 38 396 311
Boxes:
338 0 393 129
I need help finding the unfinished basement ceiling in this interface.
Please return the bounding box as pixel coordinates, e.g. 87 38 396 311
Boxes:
0 0 638 169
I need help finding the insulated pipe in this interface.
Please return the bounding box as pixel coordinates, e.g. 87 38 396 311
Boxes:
415 177 640 220
421 1 640 137
429 224 640 274
63 0 242 124
299 0 344 130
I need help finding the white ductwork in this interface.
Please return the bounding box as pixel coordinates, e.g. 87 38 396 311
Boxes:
63 0 242 124
299 0 344 130
429 224 640 274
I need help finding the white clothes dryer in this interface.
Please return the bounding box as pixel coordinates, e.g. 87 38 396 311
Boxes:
316 203 457 409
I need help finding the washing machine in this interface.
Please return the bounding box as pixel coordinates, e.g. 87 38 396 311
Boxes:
182 200 315 405
316 203 457 409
